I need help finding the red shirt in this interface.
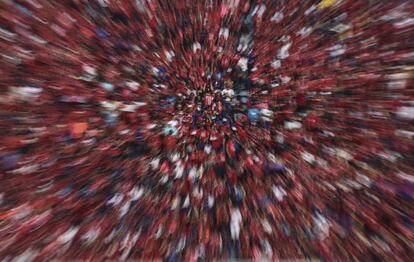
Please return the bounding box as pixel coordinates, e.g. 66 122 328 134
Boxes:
211 132 223 149
236 128 247 142
226 140 236 158
228 169 237 184
163 135 177 151
160 161 169 173
148 134 161 148
204 95 214 106
200 129 208 141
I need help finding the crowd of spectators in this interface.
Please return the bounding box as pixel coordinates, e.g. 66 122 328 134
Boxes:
0 0 413 260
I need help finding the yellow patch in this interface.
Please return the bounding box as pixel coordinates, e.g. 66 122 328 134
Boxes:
339 30 353 40
317 0 337 9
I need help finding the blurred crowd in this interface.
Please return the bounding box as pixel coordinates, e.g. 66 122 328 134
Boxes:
0 0 414 260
